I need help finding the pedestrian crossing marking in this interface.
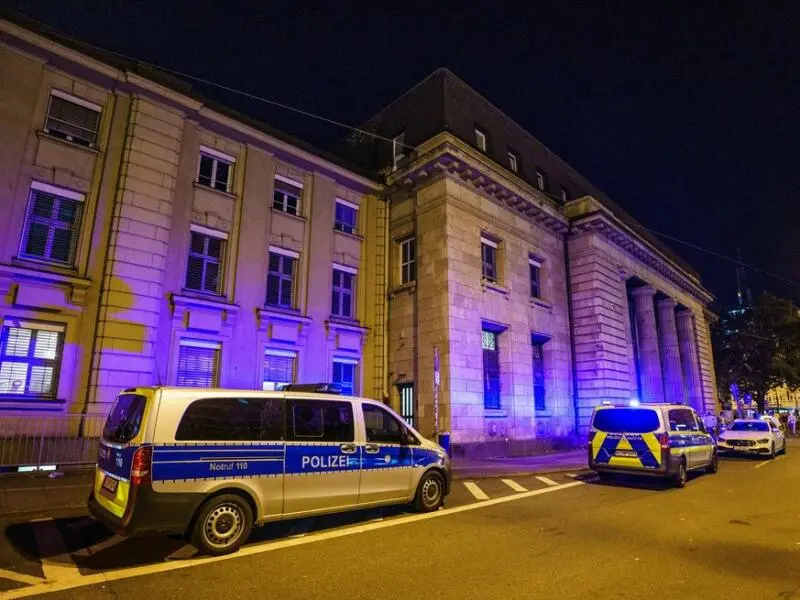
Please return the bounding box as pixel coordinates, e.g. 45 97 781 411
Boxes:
501 478 528 492
463 481 490 500
0 568 44 585
535 476 560 487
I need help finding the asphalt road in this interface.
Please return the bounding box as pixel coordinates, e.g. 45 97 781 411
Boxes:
2 441 799 600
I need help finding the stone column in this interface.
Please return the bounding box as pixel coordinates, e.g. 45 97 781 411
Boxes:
676 309 703 410
657 298 684 402
632 286 665 403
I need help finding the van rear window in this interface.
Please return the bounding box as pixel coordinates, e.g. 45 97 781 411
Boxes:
591 408 660 433
103 394 147 443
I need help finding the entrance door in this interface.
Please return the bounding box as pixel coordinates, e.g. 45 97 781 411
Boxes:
357 403 413 506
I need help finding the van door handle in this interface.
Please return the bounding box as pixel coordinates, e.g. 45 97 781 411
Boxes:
340 444 357 454
364 444 380 454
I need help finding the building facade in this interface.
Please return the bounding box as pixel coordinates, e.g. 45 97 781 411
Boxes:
0 20 718 458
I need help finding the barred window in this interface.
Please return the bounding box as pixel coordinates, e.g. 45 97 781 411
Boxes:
176 340 220 388
263 351 296 391
0 320 64 398
331 267 356 319
44 91 101 147
20 184 84 265
185 228 226 294
266 249 297 308
273 175 302 216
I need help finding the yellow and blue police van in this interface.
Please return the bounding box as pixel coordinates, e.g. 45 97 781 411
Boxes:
588 401 717 487
88 384 451 555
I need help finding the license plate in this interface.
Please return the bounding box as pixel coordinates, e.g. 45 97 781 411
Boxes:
615 450 637 458
101 475 118 496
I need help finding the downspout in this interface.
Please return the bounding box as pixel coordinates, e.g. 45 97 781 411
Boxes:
563 225 581 443
412 191 420 432
381 191 390 404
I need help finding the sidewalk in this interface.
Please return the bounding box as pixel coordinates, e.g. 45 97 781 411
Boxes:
452 448 588 480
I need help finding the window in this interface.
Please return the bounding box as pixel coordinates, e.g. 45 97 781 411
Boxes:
334 199 359 235
185 226 226 294
331 266 356 319
729 421 769 432
508 151 519 173
263 350 296 391
0 320 64 398
532 340 546 411
400 237 416 284
668 409 700 432
363 403 405 444
560 186 570 202
481 236 498 283
482 329 501 409
19 183 84 265
529 256 542 299
286 399 354 442
103 393 147 443
591 408 660 433
392 132 406 168
398 383 415 427
176 340 220 387
535 169 547 191
332 359 358 396
273 175 302 216
44 90 101 147
266 248 297 308
475 127 487 152
175 397 283 441
197 147 234 193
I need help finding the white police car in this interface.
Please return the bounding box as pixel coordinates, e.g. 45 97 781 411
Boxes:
88 384 451 555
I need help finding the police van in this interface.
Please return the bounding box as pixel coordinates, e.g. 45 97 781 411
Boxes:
588 402 717 487
88 384 451 555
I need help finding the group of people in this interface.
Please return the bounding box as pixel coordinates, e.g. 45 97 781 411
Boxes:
701 409 799 438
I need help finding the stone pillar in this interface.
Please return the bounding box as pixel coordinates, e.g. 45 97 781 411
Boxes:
676 309 703 411
632 286 665 403
657 298 684 402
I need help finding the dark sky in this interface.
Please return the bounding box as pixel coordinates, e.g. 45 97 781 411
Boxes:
7 1 800 308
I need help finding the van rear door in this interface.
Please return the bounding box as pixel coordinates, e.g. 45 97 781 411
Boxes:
590 407 663 470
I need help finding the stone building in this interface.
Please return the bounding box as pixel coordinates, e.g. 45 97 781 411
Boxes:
0 18 718 458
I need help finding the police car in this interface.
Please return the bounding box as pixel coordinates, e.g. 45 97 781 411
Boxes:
588 401 718 487
88 384 451 555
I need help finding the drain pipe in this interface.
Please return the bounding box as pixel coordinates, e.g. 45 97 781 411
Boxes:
563 225 581 445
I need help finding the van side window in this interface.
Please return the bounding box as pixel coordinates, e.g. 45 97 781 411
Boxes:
363 404 404 444
175 397 284 441
668 409 700 432
286 399 354 442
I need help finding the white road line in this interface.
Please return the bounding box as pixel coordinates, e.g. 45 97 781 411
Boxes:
755 455 785 468
4 481 584 600
566 473 578 478
287 518 314 538
463 481 490 500
501 478 528 492
0 568 45 585
72 535 127 557
32 519 82 582
535 476 560 487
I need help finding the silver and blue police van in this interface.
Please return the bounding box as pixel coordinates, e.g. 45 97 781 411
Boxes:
88 384 451 555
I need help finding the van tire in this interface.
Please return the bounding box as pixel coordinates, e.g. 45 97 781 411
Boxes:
674 459 687 488
190 494 253 556
706 451 718 474
413 471 445 512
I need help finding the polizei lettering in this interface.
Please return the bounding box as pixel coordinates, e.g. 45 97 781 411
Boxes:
301 455 349 470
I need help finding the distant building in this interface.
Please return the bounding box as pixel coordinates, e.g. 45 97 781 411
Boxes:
0 18 718 457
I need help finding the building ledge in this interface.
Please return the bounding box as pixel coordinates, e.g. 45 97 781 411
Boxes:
36 129 101 156
484 409 508 419
535 409 553 417
172 293 239 332
192 181 238 201
271 208 307 223
258 306 312 327
333 228 364 242
530 297 553 310
481 280 509 297
389 281 416 298
0 262 91 307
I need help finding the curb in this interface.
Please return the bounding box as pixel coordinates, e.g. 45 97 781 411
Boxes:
452 465 589 481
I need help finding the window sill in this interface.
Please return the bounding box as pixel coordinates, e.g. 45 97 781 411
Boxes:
389 281 416 298
37 130 100 155
484 409 508 418
193 181 237 200
535 409 552 417
261 305 308 319
530 297 553 310
0 397 66 411
333 228 363 241
481 280 509 297
174 292 238 312
328 315 362 327
9 257 81 279
271 208 307 222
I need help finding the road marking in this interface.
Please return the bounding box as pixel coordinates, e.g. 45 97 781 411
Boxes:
72 535 126 557
566 473 578 478
287 518 314 538
32 519 82 582
755 455 785 469
0 568 45 585
3 484 90 493
5 481 584 599
501 478 528 492
535 476 560 487
463 481 490 500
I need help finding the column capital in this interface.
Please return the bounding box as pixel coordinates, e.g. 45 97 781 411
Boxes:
631 285 657 298
658 297 678 310
676 308 695 321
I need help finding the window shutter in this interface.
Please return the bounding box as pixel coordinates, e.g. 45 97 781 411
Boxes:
22 190 83 264
0 321 63 397
264 354 295 386
176 344 220 387
46 95 100 146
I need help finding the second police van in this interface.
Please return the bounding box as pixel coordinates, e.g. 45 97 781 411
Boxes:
88 384 451 555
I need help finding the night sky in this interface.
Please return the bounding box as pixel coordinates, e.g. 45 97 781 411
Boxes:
6 1 799 308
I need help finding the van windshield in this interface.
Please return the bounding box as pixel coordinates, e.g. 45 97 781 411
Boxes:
592 408 660 433
103 393 147 444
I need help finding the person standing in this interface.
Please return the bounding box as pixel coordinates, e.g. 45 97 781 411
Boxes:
788 411 797 436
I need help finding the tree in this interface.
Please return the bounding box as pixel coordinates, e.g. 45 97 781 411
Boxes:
713 292 800 412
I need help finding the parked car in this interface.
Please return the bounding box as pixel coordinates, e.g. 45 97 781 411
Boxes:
717 419 786 458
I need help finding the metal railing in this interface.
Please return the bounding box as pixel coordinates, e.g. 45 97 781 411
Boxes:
0 414 106 469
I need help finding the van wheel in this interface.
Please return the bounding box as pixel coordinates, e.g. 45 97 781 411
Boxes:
597 472 613 483
674 459 687 488
190 494 253 556
414 471 445 512
706 451 718 474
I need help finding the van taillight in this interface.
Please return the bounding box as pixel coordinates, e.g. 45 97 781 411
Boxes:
130 445 152 486
657 433 670 449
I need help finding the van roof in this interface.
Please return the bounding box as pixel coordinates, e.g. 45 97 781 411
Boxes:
594 403 691 409
121 386 372 403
